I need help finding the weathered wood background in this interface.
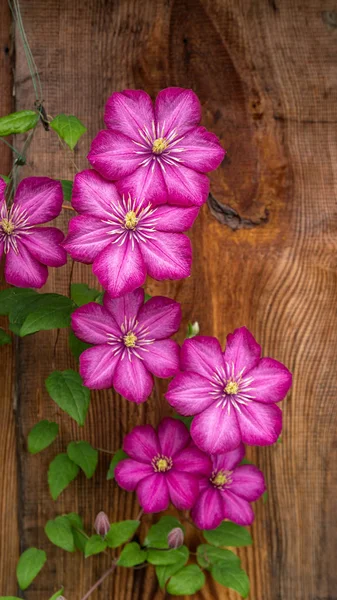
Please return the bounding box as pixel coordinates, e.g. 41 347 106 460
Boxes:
1 0 336 598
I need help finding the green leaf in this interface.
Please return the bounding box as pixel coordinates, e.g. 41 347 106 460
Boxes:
48 453 79 500
118 542 147 567
71 283 101 307
0 287 37 315
16 548 47 590
144 293 152 302
155 545 189 588
0 110 38 136
61 179 73 202
50 114 86 150
19 294 74 336
46 369 90 426
67 441 98 478
166 564 205 596
211 564 250 598
0 328 11 346
263 490 268 504
144 516 183 549
64 512 83 529
147 546 189 566
186 321 200 338
107 449 128 480
45 516 75 552
49 588 64 600
63 513 86 553
240 458 253 465
0 174 10 184
105 520 140 549
84 535 107 558
28 420 59 454
197 544 240 569
203 521 252 548
172 413 193 429
68 330 91 360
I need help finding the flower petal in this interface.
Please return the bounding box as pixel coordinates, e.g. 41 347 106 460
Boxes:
141 340 180 378
155 205 199 232
180 336 223 380
23 227 67 267
191 402 241 454
191 487 226 530
173 126 225 173
173 445 212 476
229 465 266 502
79 344 119 389
63 215 111 263
103 288 144 325
154 88 201 137
137 474 170 513
237 401 282 446
0 178 6 198
137 296 181 339
71 303 120 344
114 459 153 491
14 177 63 225
5 244 47 288
212 443 245 472
104 89 154 142
88 130 143 180
140 231 192 281
122 424 160 463
72 169 121 219
248 358 292 403
163 163 210 207
93 237 146 298
116 161 167 207
113 355 153 403
222 490 255 526
166 470 199 510
157 417 190 457
223 327 261 375
166 372 214 415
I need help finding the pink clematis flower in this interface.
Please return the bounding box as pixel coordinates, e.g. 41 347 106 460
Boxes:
63 170 198 298
191 443 266 530
72 288 181 403
115 417 212 513
0 177 66 288
88 87 225 207
166 327 292 454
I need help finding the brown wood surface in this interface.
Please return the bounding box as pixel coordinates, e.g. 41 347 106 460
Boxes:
0 0 337 599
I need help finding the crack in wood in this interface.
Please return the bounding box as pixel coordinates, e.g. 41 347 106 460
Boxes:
207 192 269 231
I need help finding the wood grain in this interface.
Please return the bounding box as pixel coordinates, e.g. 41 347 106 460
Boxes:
1 0 337 599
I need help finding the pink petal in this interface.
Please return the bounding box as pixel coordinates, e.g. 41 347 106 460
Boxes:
237 401 282 446
142 340 180 378
166 470 199 510
180 336 223 380
163 163 210 207
137 296 181 339
157 417 190 457
247 358 292 403
72 170 121 219
191 402 241 454
122 424 160 463
93 237 146 298
155 205 199 233
174 126 225 173
116 161 167 207
79 344 119 389
137 474 170 513
222 490 255 526
113 355 153 403
5 244 48 288
114 459 153 492
166 372 214 415
154 88 201 137
0 178 6 197
88 130 143 180
14 177 63 225
23 227 67 267
223 327 261 375
63 215 111 263
140 231 192 281
212 443 245 472
229 465 266 502
104 89 154 142
173 445 212 476
0 240 3 261
103 288 144 325
71 303 120 344
191 487 226 530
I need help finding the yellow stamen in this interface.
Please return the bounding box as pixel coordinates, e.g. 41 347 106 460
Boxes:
152 137 168 154
225 381 239 395
156 458 169 471
1 218 14 235
124 210 138 230
213 471 228 487
123 332 137 347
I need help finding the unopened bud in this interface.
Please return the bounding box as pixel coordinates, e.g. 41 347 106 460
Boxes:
187 321 200 338
56 596 66 600
168 527 184 549
94 511 110 537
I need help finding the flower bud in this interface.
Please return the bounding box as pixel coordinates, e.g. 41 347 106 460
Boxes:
94 511 110 537
56 597 66 600
167 527 184 549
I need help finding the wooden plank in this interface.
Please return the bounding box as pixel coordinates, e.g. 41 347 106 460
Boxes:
1 0 336 599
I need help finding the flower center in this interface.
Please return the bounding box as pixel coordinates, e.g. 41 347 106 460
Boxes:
211 470 232 489
1 218 14 235
152 137 168 154
152 454 173 473
124 210 138 230
224 381 239 395
123 332 137 347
